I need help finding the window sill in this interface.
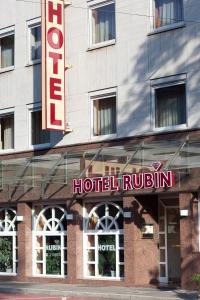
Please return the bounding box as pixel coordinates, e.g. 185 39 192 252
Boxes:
87 39 116 51
154 124 187 132
91 133 117 141
148 21 186 35
26 60 41 67
0 66 15 74
84 276 124 281
33 275 67 278
0 148 15 154
0 273 17 276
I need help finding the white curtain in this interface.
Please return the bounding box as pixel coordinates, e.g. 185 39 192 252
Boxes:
92 3 115 44
1 35 14 68
155 0 183 28
155 85 186 127
31 26 41 61
1 116 14 149
93 97 116 136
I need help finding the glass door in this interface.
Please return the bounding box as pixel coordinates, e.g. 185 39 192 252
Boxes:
158 201 168 283
158 201 181 284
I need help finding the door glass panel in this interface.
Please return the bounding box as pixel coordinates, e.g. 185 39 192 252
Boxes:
98 235 116 277
0 236 13 272
167 208 181 283
160 264 166 277
46 236 61 275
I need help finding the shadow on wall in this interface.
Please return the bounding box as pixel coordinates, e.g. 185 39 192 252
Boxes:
119 20 200 135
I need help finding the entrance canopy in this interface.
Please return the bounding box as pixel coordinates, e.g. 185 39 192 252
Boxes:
1 134 200 192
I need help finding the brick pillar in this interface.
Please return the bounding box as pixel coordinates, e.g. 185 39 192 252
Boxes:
123 196 135 286
67 200 83 283
17 202 32 280
179 192 200 290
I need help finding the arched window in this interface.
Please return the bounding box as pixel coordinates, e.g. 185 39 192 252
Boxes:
84 202 124 278
0 208 17 275
33 205 67 277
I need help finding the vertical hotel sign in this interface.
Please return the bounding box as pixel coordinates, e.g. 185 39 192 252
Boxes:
42 0 65 131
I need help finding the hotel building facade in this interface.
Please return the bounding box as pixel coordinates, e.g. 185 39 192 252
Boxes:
0 0 200 289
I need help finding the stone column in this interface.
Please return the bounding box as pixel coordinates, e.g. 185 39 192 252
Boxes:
17 202 32 280
67 200 83 283
179 192 200 289
123 196 135 286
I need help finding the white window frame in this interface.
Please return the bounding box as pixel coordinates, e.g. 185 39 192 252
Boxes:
88 0 116 50
83 201 124 279
27 18 41 65
27 103 51 150
149 0 185 34
0 26 15 73
0 208 18 276
90 87 117 140
151 74 187 132
32 205 68 278
0 107 15 153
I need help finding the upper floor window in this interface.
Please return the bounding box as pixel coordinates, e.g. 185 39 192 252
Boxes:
27 19 41 64
155 84 186 128
0 114 14 150
0 34 14 70
91 90 117 137
89 1 115 47
154 0 183 29
31 109 50 146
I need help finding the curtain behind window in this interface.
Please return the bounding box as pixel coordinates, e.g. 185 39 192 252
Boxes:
1 35 14 68
30 26 41 61
92 3 115 44
155 84 186 128
93 97 116 136
155 0 183 28
0 115 14 149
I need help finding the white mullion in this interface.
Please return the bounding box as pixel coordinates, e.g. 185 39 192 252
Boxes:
12 235 16 273
61 234 64 276
115 233 119 278
43 235 46 275
95 234 98 276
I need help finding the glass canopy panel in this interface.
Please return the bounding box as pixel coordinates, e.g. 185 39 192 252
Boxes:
83 146 139 178
170 140 200 169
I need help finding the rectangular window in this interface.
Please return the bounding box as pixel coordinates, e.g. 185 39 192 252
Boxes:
0 114 14 150
90 1 115 46
29 24 41 63
92 95 116 136
154 0 183 28
31 110 50 145
155 84 186 128
0 34 14 69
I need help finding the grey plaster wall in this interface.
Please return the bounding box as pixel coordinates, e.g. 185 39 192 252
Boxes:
0 0 200 152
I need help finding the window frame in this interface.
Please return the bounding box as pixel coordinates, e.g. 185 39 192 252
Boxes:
88 0 116 49
0 208 18 276
90 87 117 140
149 0 185 34
83 201 124 279
32 205 68 278
28 104 51 149
0 26 15 73
199 198 200 252
27 18 41 65
151 75 187 132
0 110 15 152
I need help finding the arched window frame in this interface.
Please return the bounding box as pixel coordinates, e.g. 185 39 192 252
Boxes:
33 205 68 277
83 201 124 279
0 208 17 275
